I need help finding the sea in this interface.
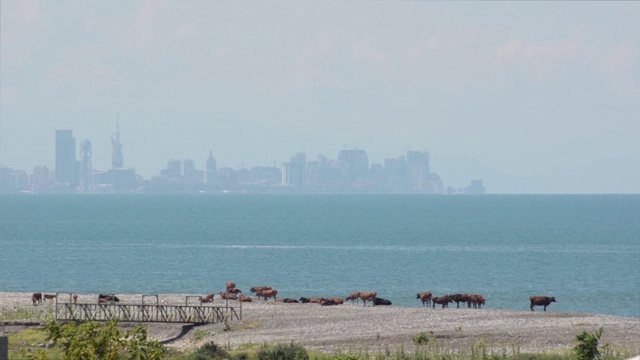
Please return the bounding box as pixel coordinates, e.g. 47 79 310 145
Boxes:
1 194 638 318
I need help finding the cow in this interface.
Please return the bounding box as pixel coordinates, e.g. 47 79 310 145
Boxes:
257 289 278 301
98 294 120 303
31 292 42 306
345 292 361 304
227 287 242 295
359 292 377 306
468 294 486 309
72 294 78 303
329 297 344 305
250 286 272 294
432 295 452 309
199 293 215 304
530 296 556 311
218 292 238 300
308 298 322 304
319 298 340 306
416 292 432 307
449 294 470 308
43 294 57 302
239 295 253 302
373 297 392 306
282 298 298 303
298 297 310 303
226 282 236 292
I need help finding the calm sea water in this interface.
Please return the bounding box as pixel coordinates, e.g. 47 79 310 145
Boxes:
1 194 638 317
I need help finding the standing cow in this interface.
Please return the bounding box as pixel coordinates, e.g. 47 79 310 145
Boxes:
529 296 556 311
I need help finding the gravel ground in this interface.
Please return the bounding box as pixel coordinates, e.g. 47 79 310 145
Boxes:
2 292 639 356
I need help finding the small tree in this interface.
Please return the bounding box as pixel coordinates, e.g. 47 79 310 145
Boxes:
574 327 604 360
44 319 164 360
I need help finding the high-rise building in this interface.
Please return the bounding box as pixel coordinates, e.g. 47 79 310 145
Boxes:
406 150 430 192
337 149 369 182
205 151 218 186
55 129 76 186
111 122 123 168
79 139 93 193
183 159 196 180
282 152 306 187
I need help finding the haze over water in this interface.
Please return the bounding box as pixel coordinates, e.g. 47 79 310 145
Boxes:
1 194 638 317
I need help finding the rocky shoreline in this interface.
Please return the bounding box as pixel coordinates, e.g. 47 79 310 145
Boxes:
1 292 639 355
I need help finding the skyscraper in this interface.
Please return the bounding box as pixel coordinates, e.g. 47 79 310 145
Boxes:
205 151 218 186
111 122 123 168
55 129 76 185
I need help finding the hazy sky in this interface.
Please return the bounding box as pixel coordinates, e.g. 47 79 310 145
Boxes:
1 1 639 190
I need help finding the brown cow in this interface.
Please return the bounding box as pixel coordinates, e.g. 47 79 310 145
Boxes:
257 289 278 301
226 282 236 292
199 293 215 304
282 298 298 303
72 294 78 303
468 294 485 309
449 294 471 308
359 292 377 306
530 296 556 311
416 292 432 307
432 295 452 309
238 295 253 302
218 292 238 300
43 294 57 302
250 286 272 294
345 292 361 304
227 287 242 295
31 292 42 306
319 298 340 306
329 297 344 305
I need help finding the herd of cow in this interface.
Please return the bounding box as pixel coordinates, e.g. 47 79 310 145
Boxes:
30 283 558 312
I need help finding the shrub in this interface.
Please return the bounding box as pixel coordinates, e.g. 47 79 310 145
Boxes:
413 332 429 346
574 328 608 360
191 341 230 359
257 342 309 360
44 319 164 360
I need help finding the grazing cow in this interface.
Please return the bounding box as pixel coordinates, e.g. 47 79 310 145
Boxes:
239 295 253 302
72 294 78 303
345 292 361 305
416 292 432 307
373 297 392 306
226 282 236 292
530 296 556 311
449 294 471 308
218 292 238 300
257 289 278 301
359 292 377 306
98 294 120 303
31 292 43 306
298 297 310 303
282 298 298 303
227 287 242 295
43 294 57 302
432 296 452 309
199 293 215 304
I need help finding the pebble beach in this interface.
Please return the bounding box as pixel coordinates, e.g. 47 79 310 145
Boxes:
1 292 639 356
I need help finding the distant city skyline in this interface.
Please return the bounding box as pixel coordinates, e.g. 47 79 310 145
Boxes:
1 1 638 193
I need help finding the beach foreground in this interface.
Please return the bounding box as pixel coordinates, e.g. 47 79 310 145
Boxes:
2 292 639 355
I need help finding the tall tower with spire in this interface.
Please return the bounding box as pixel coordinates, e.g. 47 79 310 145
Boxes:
111 120 123 168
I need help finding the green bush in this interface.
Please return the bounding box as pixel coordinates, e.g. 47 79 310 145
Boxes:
191 341 230 359
257 342 309 360
574 328 604 360
412 332 430 346
43 319 164 360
